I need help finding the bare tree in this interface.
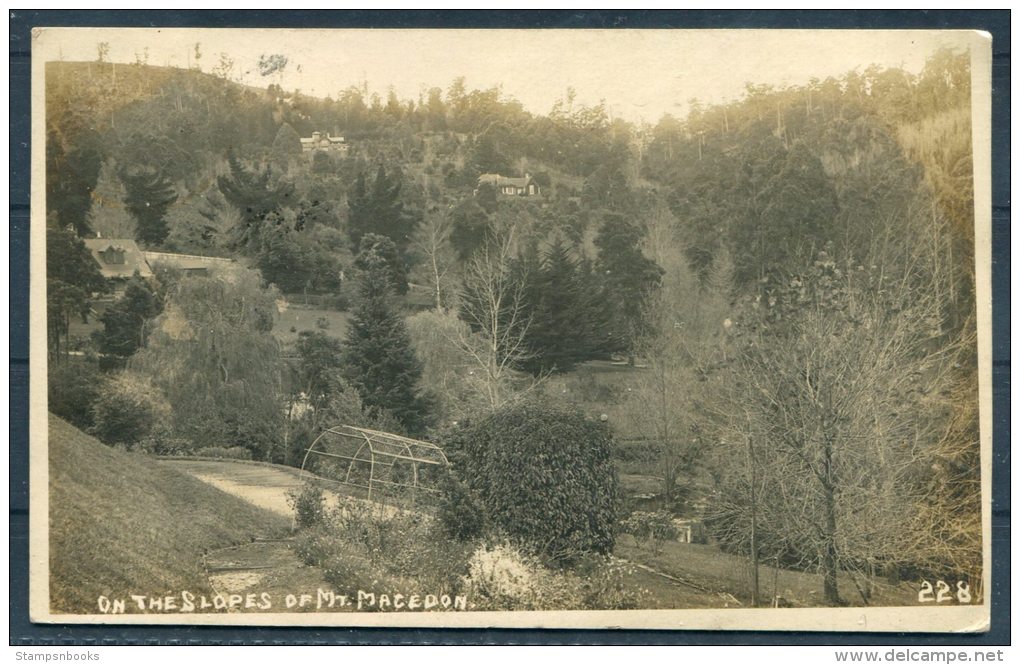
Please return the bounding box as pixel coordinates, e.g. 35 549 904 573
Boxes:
451 226 539 410
411 209 455 312
708 253 972 606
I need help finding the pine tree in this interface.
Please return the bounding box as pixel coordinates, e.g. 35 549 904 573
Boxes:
520 238 604 374
354 233 408 296
594 213 665 355
46 228 108 359
120 167 178 247
271 123 303 164
342 252 432 436
47 129 103 237
346 163 417 253
217 150 296 251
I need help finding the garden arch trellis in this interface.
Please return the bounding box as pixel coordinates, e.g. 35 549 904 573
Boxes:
300 425 449 502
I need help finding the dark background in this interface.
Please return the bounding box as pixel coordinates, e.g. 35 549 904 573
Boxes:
8 9 1010 646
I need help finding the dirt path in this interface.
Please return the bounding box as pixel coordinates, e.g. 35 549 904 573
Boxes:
163 458 404 521
162 460 311 519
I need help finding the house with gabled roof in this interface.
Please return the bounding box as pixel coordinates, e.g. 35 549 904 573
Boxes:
477 172 541 197
82 238 153 296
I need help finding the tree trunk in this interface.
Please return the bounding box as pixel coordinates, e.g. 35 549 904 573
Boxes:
748 434 760 607
822 482 841 606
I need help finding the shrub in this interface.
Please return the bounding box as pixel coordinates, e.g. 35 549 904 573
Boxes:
461 543 542 609
445 402 620 563
436 471 488 541
294 497 474 598
619 510 680 541
91 372 170 446
287 483 327 529
48 359 106 430
460 544 645 611
193 445 254 461
619 511 680 554
137 422 192 456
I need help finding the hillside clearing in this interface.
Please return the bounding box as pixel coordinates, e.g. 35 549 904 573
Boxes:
47 415 291 614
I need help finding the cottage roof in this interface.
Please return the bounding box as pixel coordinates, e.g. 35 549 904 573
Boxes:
301 132 346 146
143 251 237 274
477 173 533 189
82 238 153 280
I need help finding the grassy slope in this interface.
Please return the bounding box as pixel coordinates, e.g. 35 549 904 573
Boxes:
48 415 291 613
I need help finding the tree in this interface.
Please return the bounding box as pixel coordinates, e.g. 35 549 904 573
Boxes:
46 228 107 359
91 371 171 446
271 122 303 168
411 210 455 311
454 227 537 410
310 150 334 174
48 360 106 430
470 128 512 175
728 138 838 292
131 268 285 460
119 166 178 247
581 161 633 213
623 279 725 511
46 129 102 237
256 225 308 293
450 197 492 261
294 330 345 408
342 253 432 436
519 237 605 374
97 274 162 358
354 233 408 296
217 151 296 251
346 163 418 253
708 253 968 605
406 309 482 424
594 213 665 357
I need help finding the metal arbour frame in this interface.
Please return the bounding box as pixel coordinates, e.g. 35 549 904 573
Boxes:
300 425 449 501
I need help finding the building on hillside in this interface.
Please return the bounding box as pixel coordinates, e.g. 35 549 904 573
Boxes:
82 238 153 296
300 131 349 155
476 172 542 197
143 251 240 279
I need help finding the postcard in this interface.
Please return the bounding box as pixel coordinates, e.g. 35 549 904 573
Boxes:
29 26 993 631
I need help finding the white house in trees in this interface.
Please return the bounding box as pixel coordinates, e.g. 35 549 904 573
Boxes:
477 172 541 197
300 131 349 155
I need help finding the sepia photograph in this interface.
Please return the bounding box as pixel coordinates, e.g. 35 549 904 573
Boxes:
28 26 993 631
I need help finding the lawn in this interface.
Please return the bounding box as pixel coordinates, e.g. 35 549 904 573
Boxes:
273 305 351 345
47 415 291 614
615 536 919 608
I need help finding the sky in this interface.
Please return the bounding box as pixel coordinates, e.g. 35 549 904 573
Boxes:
35 28 975 124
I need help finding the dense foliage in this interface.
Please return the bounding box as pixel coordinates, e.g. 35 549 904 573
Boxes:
341 254 432 436
119 166 178 246
445 402 619 562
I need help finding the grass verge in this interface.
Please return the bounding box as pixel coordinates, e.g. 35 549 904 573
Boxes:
48 414 291 614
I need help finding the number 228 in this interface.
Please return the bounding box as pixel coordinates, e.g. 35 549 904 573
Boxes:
918 580 971 604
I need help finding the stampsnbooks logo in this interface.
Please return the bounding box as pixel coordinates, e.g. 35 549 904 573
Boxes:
14 654 100 662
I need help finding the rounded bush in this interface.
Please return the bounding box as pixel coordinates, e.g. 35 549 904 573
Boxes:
445 403 619 562
91 372 170 446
